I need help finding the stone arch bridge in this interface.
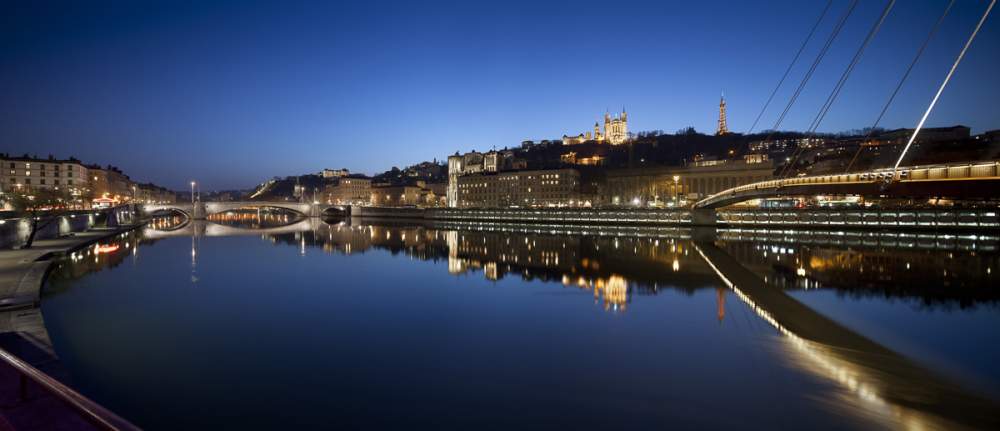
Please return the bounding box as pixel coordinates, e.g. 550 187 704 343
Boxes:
140 201 349 219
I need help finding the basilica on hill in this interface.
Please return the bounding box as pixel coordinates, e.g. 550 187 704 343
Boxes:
562 109 629 146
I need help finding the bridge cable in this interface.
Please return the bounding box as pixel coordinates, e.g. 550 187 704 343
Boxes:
743 0 835 137
844 0 955 174
763 0 859 147
780 0 896 178
893 0 995 171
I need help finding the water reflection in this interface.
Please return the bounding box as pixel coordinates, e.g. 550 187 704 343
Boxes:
717 229 999 308
205 208 302 228
44 216 1000 429
696 241 1000 430
137 216 1000 312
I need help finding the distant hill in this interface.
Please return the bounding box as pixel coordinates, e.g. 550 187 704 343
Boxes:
248 174 330 202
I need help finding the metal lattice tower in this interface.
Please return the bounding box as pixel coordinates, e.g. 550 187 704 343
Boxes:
716 93 729 135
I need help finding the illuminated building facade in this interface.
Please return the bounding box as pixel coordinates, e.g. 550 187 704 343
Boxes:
88 165 135 203
135 183 176 204
456 168 583 208
324 176 372 205
447 149 525 207
371 185 423 207
604 160 774 206
0 155 90 198
447 151 483 207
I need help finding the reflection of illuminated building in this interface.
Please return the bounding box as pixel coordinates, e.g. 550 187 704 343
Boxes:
484 262 498 281
597 275 628 311
260 223 721 313
717 231 1000 302
447 231 465 274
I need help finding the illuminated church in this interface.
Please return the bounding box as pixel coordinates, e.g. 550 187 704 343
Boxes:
563 109 629 146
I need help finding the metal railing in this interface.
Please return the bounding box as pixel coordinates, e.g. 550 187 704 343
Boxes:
0 347 140 430
718 208 1000 228
696 160 1000 208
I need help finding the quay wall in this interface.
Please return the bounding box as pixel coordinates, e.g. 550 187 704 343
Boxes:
352 206 698 225
0 212 97 250
351 206 1000 230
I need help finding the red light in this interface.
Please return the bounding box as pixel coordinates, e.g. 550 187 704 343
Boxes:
95 244 120 254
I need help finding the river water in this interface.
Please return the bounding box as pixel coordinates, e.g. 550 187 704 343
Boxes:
39 214 1000 430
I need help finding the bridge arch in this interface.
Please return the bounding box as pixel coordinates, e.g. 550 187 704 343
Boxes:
204 202 311 218
141 203 194 219
320 206 348 218
140 202 349 220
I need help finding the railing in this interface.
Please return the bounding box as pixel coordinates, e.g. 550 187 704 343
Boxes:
717 208 1000 229
696 160 1000 208
429 208 694 225
0 347 140 430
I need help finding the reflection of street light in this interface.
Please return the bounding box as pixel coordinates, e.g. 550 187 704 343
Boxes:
672 175 680 203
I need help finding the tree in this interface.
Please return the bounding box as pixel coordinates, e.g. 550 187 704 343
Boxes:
1 188 71 249
676 126 699 136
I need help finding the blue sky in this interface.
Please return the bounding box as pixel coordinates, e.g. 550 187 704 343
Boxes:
2 0 998 190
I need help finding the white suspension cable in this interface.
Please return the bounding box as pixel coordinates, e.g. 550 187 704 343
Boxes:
894 0 995 171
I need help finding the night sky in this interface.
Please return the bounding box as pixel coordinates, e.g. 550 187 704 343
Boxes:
2 0 998 190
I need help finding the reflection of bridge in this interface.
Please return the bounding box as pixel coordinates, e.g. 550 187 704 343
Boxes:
693 237 1000 429
142 218 321 239
140 201 348 219
694 161 1000 209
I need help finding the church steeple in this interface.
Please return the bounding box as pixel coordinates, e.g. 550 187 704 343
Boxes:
716 92 729 136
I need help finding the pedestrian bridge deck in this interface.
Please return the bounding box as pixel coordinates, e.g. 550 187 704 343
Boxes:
695 161 1000 209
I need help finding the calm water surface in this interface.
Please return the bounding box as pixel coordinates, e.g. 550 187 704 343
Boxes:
39 215 1000 430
